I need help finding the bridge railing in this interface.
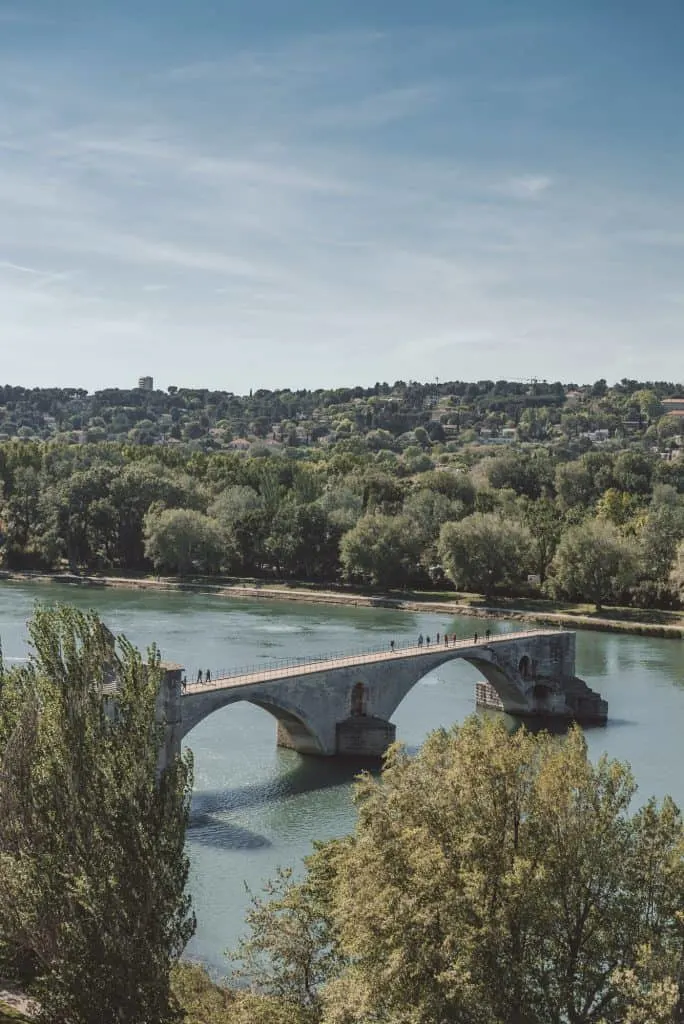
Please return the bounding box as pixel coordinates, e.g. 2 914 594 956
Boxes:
183 625 561 691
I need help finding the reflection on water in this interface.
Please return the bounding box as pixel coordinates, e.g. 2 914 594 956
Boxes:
195 758 368 818
187 816 272 851
1 581 683 974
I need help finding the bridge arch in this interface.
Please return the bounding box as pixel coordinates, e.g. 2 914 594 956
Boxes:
370 647 532 727
179 688 326 756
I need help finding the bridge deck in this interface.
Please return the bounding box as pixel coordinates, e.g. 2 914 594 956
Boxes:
183 627 566 695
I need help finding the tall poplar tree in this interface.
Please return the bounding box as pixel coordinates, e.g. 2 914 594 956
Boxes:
0 605 195 1024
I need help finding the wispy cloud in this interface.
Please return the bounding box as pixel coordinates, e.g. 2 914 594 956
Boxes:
0 18 682 388
501 175 553 198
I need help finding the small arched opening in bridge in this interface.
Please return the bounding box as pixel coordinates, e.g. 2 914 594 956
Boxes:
531 682 553 711
350 682 368 718
518 655 532 680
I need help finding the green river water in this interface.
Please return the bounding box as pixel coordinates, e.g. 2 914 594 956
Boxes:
1 580 683 975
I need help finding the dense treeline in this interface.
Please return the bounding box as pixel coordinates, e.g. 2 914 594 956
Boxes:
0 431 683 609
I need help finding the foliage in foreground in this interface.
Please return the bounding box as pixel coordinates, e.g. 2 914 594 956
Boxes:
171 962 310 1024
0 606 195 1024
233 717 684 1024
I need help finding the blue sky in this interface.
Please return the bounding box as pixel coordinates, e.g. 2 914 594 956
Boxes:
1 0 683 391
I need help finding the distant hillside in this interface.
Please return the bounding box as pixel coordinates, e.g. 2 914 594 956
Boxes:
0 378 681 451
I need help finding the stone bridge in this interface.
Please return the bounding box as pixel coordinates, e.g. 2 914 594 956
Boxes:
156 629 607 769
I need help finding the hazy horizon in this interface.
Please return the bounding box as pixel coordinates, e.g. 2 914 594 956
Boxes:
2 374 683 397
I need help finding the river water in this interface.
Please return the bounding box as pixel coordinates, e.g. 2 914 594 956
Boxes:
1 581 683 975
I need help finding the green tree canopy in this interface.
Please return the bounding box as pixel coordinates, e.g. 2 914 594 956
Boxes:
638 486 684 582
234 718 684 1024
144 507 226 575
438 512 532 596
265 501 340 579
548 518 639 609
518 496 562 583
339 513 423 589
0 606 195 1023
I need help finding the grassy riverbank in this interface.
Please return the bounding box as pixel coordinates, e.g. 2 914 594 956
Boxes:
2 570 682 638
0 1008 29 1023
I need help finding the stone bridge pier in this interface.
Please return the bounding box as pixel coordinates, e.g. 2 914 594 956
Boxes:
156 630 607 771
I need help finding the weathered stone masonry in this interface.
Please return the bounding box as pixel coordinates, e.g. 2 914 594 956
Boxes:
156 631 607 769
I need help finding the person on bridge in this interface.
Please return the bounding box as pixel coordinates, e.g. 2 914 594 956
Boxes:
436 632 440 644
473 632 478 643
205 669 211 683
390 639 395 651
426 636 430 646
485 629 491 641
182 674 187 693
444 634 449 646
196 669 202 684
418 634 423 647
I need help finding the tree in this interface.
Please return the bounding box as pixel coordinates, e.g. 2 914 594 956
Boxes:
518 496 562 583
316 485 363 533
351 470 404 514
596 487 643 528
486 451 554 500
208 485 268 574
613 449 655 496
0 606 195 1023
548 518 639 609
438 512 532 596
110 460 205 570
236 718 684 1024
402 488 461 547
671 538 684 598
144 507 226 575
265 501 340 579
231 867 339 1024
209 484 263 527
418 469 476 508
638 486 684 582
555 459 595 511
634 388 662 424
339 513 424 589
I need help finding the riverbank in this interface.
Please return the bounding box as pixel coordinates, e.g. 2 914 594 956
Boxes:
1 571 682 638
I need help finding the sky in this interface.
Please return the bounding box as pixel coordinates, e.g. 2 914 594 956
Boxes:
0 0 683 392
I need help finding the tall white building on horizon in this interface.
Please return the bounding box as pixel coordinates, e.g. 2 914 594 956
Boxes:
138 376 154 391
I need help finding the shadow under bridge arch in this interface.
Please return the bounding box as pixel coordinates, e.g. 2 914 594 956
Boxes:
179 686 326 756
